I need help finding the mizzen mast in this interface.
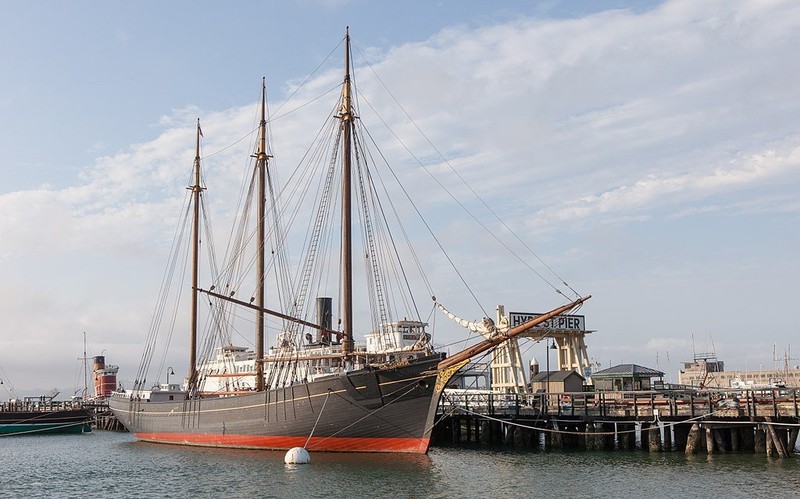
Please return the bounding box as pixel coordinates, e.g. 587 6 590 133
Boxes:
253 78 269 391
188 118 204 395
338 27 355 357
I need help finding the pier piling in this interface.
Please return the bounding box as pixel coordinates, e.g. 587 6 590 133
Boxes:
663 423 673 451
706 427 715 454
618 423 636 450
766 418 789 458
788 427 799 453
754 427 767 454
648 423 662 452
685 423 701 455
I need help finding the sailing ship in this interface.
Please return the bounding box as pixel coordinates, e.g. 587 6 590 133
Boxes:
108 29 588 453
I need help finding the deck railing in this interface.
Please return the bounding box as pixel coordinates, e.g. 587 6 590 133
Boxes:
0 399 86 412
439 387 800 419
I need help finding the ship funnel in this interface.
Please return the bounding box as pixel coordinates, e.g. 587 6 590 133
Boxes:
316 297 333 343
93 355 106 371
93 355 119 399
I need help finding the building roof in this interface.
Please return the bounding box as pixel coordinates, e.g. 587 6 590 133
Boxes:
530 370 585 382
591 363 664 378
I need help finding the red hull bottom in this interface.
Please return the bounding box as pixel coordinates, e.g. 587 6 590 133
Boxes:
136 432 430 453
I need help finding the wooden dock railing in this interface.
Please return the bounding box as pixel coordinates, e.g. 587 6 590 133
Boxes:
439 387 800 420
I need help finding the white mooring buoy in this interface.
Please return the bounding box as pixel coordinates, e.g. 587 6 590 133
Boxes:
284 446 311 464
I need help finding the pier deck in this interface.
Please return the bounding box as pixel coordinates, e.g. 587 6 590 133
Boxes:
433 388 800 457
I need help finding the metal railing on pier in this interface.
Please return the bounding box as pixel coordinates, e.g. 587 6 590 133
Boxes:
439 387 800 420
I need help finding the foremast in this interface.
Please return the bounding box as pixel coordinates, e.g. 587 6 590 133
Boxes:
188 118 204 395
253 78 270 391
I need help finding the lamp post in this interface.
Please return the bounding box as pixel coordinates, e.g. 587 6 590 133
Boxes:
166 367 175 387
546 339 557 410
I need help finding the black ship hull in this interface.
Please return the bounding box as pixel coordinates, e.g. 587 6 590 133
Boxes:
0 408 92 435
109 354 446 453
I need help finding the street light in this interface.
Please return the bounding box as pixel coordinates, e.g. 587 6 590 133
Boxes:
166 367 175 387
546 339 557 409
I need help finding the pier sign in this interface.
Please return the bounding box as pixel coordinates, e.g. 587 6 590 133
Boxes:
508 312 585 331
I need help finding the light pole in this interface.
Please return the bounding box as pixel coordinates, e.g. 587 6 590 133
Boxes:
546 339 557 409
166 367 175 387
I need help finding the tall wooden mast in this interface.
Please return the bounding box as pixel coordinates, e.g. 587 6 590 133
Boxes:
339 27 355 357
254 78 269 390
188 118 204 394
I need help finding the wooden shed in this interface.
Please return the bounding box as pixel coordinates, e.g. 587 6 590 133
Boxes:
530 370 585 393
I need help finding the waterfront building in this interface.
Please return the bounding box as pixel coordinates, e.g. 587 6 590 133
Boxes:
590 364 664 391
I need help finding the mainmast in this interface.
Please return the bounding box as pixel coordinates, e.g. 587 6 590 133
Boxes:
253 78 269 391
339 27 355 357
188 118 204 394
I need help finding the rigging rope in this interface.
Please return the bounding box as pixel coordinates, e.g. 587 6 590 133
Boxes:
134 193 193 391
357 122 488 316
0 420 90 437
447 405 750 436
353 40 583 301
306 380 422 450
303 390 332 448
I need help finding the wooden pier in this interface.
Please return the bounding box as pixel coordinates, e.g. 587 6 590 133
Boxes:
431 388 800 457
83 401 127 432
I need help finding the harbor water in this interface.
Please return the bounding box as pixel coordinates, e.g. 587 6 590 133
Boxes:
3 431 799 498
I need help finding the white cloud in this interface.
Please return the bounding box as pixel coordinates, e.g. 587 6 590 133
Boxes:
525 138 800 233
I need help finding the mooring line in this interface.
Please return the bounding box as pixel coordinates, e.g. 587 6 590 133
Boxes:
0 420 90 437
450 405 735 436
307 382 419 450
303 390 331 449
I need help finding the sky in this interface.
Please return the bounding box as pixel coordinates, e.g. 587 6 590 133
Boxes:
1 0 799 397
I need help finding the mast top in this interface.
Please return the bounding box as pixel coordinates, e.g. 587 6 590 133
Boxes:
339 29 354 122
255 77 269 162
194 118 201 159
189 118 205 193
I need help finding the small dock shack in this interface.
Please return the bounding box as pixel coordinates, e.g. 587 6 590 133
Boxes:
530 370 585 393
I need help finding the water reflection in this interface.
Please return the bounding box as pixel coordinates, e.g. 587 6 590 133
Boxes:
5 432 800 499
